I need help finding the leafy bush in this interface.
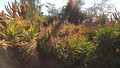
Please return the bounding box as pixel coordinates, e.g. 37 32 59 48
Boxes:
1 1 120 68
95 23 120 68
36 23 96 68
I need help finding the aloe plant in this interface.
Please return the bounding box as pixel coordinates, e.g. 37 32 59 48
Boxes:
112 8 120 23
4 0 22 16
22 23 38 42
0 17 23 42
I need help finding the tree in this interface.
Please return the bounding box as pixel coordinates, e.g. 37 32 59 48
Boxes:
86 0 114 14
64 0 86 24
84 0 114 25
45 2 61 17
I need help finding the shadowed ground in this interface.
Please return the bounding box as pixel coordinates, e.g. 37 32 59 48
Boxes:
0 45 14 68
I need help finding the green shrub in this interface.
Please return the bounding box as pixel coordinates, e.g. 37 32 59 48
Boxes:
95 23 120 68
36 26 96 67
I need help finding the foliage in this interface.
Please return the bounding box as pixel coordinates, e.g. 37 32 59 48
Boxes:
0 0 120 68
86 0 114 14
36 23 96 67
95 23 120 68
45 2 60 16
0 39 37 68
112 9 120 23
63 0 86 24
0 17 23 42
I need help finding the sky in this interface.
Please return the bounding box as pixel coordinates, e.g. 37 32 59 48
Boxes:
0 0 120 15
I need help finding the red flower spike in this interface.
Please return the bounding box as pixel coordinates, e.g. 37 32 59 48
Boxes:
1 10 5 17
98 24 101 27
13 3 18 13
77 32 81 37
26 3 30 8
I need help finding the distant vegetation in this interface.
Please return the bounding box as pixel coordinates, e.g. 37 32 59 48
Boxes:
0 0 120 68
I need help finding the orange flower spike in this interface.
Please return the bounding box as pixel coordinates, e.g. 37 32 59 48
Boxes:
21 4 27 12
77 32 81 37
1 10 5 17
13 3 18 13
26 3 30 8
98 24 101 27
